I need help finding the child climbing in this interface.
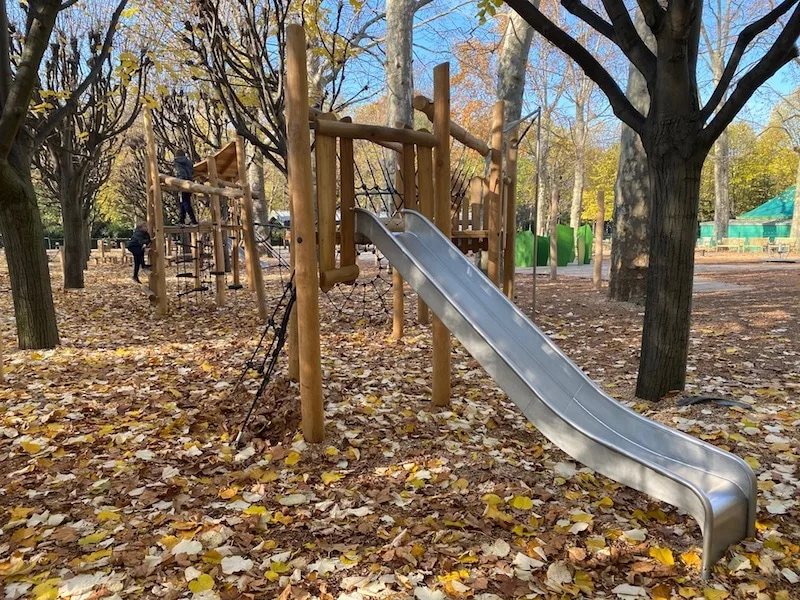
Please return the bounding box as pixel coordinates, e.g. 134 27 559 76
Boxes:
174 149 199 225
127 222 151 283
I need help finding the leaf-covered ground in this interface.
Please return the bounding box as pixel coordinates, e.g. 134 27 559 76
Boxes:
1 257 798 600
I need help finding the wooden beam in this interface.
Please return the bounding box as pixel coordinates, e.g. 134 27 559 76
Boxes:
469 176 483 231
339 118 357 274
320 265 360 292
432 63 451 408
503 125 519 299
236 136 268 319
413 94 491 156
313 118 437 147
392 145 404 340
143 108 168 317
593 190 604 291
158 174 244 199
315 132 337 276
487 100 505 287
207 160 227 307
416 139 434 326
287 24 325 443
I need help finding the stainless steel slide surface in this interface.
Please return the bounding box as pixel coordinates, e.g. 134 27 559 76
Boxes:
355 208 757 576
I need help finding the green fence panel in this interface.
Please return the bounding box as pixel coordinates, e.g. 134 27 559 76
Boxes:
515 230 534 267
576 224 593 264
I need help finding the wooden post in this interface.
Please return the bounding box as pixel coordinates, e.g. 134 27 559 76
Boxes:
231 198 241 288
417 140 434 325
207 157 227 307
503 126 519 299
236 136 268 319
286 24 324 443
100 239 106 263
392 145 405 340
143 108 168 316
593 190 604 291
191 231 203 289
432 63 451 407
315 131 337 276
288 181 300 381
339 119 356 272
550 184 559 281
487 100 505 287
469 177 482 231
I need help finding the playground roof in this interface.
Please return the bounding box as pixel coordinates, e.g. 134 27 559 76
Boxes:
193 141 239 182
738 186 795 220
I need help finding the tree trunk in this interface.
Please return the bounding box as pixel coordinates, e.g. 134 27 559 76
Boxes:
384 0 415 190
0 147 60 349
497 9 535 125
61 189 85 289
570 100 586 235
609 11 653 304
536 130 551 235
636 152 703 400
712 129 730 241
249 150 268 229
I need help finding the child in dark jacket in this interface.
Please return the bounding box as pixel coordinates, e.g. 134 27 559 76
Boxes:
174 150 198 225
126 222 151 283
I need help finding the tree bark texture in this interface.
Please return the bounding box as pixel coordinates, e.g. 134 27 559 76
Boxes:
384 0 415 195
609 11 653 304
636 153 704 400
496 9 535 125
249 149 268 232
570 99 586 234
712 129 730 241
0 145 59 349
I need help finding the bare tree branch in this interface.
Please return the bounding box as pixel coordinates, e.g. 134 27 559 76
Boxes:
701 4 800 148
700 0 800 122
0 1 11 107
0 0 61 159
34 0 128 146
504 0 646 133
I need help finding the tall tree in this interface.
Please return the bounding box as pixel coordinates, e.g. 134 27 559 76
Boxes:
609 9 652 303
34 23 146 289
0 0 127 349
504 0 800 401
496 9 536 126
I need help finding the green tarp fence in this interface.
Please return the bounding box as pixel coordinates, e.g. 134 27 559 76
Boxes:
514 225 575 267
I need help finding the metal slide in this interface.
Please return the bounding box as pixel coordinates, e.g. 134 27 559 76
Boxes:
355 208 757 576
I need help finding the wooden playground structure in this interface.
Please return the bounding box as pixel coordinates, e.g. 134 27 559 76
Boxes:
142 111 267 319
284 24 520 442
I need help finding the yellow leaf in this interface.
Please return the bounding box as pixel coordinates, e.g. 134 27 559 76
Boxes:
481 493 503 505
32 579 60 600
159 535 179 550
8 507 34 520
78 532 106 545
744 456 761 469
703 589 729 600
188 573 214 593
597 496 614 508
201 549 223 564
649 546 675 566
324 446 339 457
84 548 113 562
680 550 702 569
485 504 513 523
651 584 671 600
570 512 593 523
218 487 238 499
509 496 533 510
574 571 593 594
243 505 268 516
260 470 278 482
97 510 121 522
21 441 42 454
285 451 301 466
679 588 699 599
321 471 344 484
121 6 140 19
451 478 469 490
